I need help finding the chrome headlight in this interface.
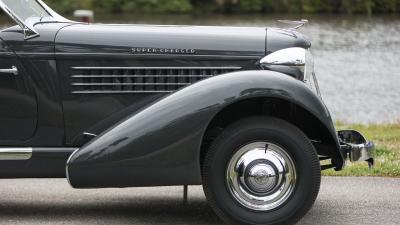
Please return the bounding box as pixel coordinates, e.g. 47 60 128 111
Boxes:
260 47 321 96
260 47 306 68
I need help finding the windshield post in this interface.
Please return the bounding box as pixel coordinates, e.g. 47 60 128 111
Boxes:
0 0 71 39
0 1 39 39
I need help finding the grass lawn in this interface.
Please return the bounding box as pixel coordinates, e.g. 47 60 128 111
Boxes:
322 122 400 177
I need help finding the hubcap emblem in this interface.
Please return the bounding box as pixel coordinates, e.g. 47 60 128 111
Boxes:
226 142 297 211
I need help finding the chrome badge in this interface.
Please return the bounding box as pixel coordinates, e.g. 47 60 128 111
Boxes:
132 47 196 55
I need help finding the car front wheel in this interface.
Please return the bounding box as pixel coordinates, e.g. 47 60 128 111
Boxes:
202 116 321 225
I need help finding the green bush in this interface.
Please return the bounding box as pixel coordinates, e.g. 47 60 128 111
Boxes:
46 0 77 13
123 0 193 13
302 0 340 13
95 0 127 13
340 0 374 14
237 0 264 12
372 0 397 13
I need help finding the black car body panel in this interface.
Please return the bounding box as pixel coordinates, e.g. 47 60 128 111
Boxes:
54 24 268 145
67 71 338 188
55 24 267 57
0 2 345 184
0 2 378 224
0 147 75 178
0 23 72 147
266 28 312 54
0 36 37 142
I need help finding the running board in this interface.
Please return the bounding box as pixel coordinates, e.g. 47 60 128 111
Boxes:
0 147 77 178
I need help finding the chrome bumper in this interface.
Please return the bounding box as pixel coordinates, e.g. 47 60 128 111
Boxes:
338 130 375 168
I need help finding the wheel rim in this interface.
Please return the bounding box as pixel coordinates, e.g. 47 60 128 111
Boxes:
226 142 297 211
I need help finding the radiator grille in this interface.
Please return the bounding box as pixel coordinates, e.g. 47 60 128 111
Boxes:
70 67 241 94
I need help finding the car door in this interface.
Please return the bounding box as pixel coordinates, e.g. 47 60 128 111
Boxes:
0 37 37 142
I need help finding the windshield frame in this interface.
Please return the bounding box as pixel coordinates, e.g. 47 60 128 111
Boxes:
0 0 71 39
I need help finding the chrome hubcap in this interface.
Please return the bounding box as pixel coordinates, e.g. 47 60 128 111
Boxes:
226 142 297 211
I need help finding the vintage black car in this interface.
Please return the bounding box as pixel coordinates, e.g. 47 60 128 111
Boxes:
0 0 375 224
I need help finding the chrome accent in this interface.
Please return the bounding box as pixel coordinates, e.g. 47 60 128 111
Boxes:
0 0 71 39
278 19 309 29
339 130 375 166
72 83 192 86
36 0 71 22
72 75 213 78
66 147 81 188
0 1 39 39
226 142 297 211
83 132 98 137
131 47 196 55
349 142 375 162
58 53 260 60
260 47 306 66
304 48 320 96
261 47 321 96
72 67 242 70
73 90 174 94
70 66 242 94
0 66 18 75
0 148 32 160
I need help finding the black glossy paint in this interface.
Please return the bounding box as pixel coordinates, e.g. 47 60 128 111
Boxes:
54 24 267 145
55 24 267 57
266 28 312 54
67 71 339 188
0 19 342 183
0 37 37 142
0 23 72 147
0 148 74 178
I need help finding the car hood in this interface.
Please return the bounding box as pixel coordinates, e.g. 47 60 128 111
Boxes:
55 24 267 57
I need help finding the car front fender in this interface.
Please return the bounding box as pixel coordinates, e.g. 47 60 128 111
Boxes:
67 70 339 188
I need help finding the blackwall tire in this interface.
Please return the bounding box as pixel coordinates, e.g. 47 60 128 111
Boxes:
202 116 321 225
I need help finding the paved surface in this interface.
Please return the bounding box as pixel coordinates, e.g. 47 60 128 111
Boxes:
0 177 399 225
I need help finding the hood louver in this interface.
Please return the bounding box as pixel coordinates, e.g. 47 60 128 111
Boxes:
70 67 241 94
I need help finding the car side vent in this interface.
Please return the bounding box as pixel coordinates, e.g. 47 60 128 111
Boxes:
70 67 241 94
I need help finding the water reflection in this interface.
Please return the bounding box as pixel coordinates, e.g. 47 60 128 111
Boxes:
1 14 399 124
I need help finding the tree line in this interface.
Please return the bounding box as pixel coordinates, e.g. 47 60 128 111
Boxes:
46 0 400 14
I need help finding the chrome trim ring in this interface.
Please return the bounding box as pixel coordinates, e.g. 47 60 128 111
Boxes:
226 142 297 211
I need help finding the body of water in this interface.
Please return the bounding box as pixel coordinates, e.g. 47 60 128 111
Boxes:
1 14 399 124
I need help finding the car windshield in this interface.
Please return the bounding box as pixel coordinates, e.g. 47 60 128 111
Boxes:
1 0 52 23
